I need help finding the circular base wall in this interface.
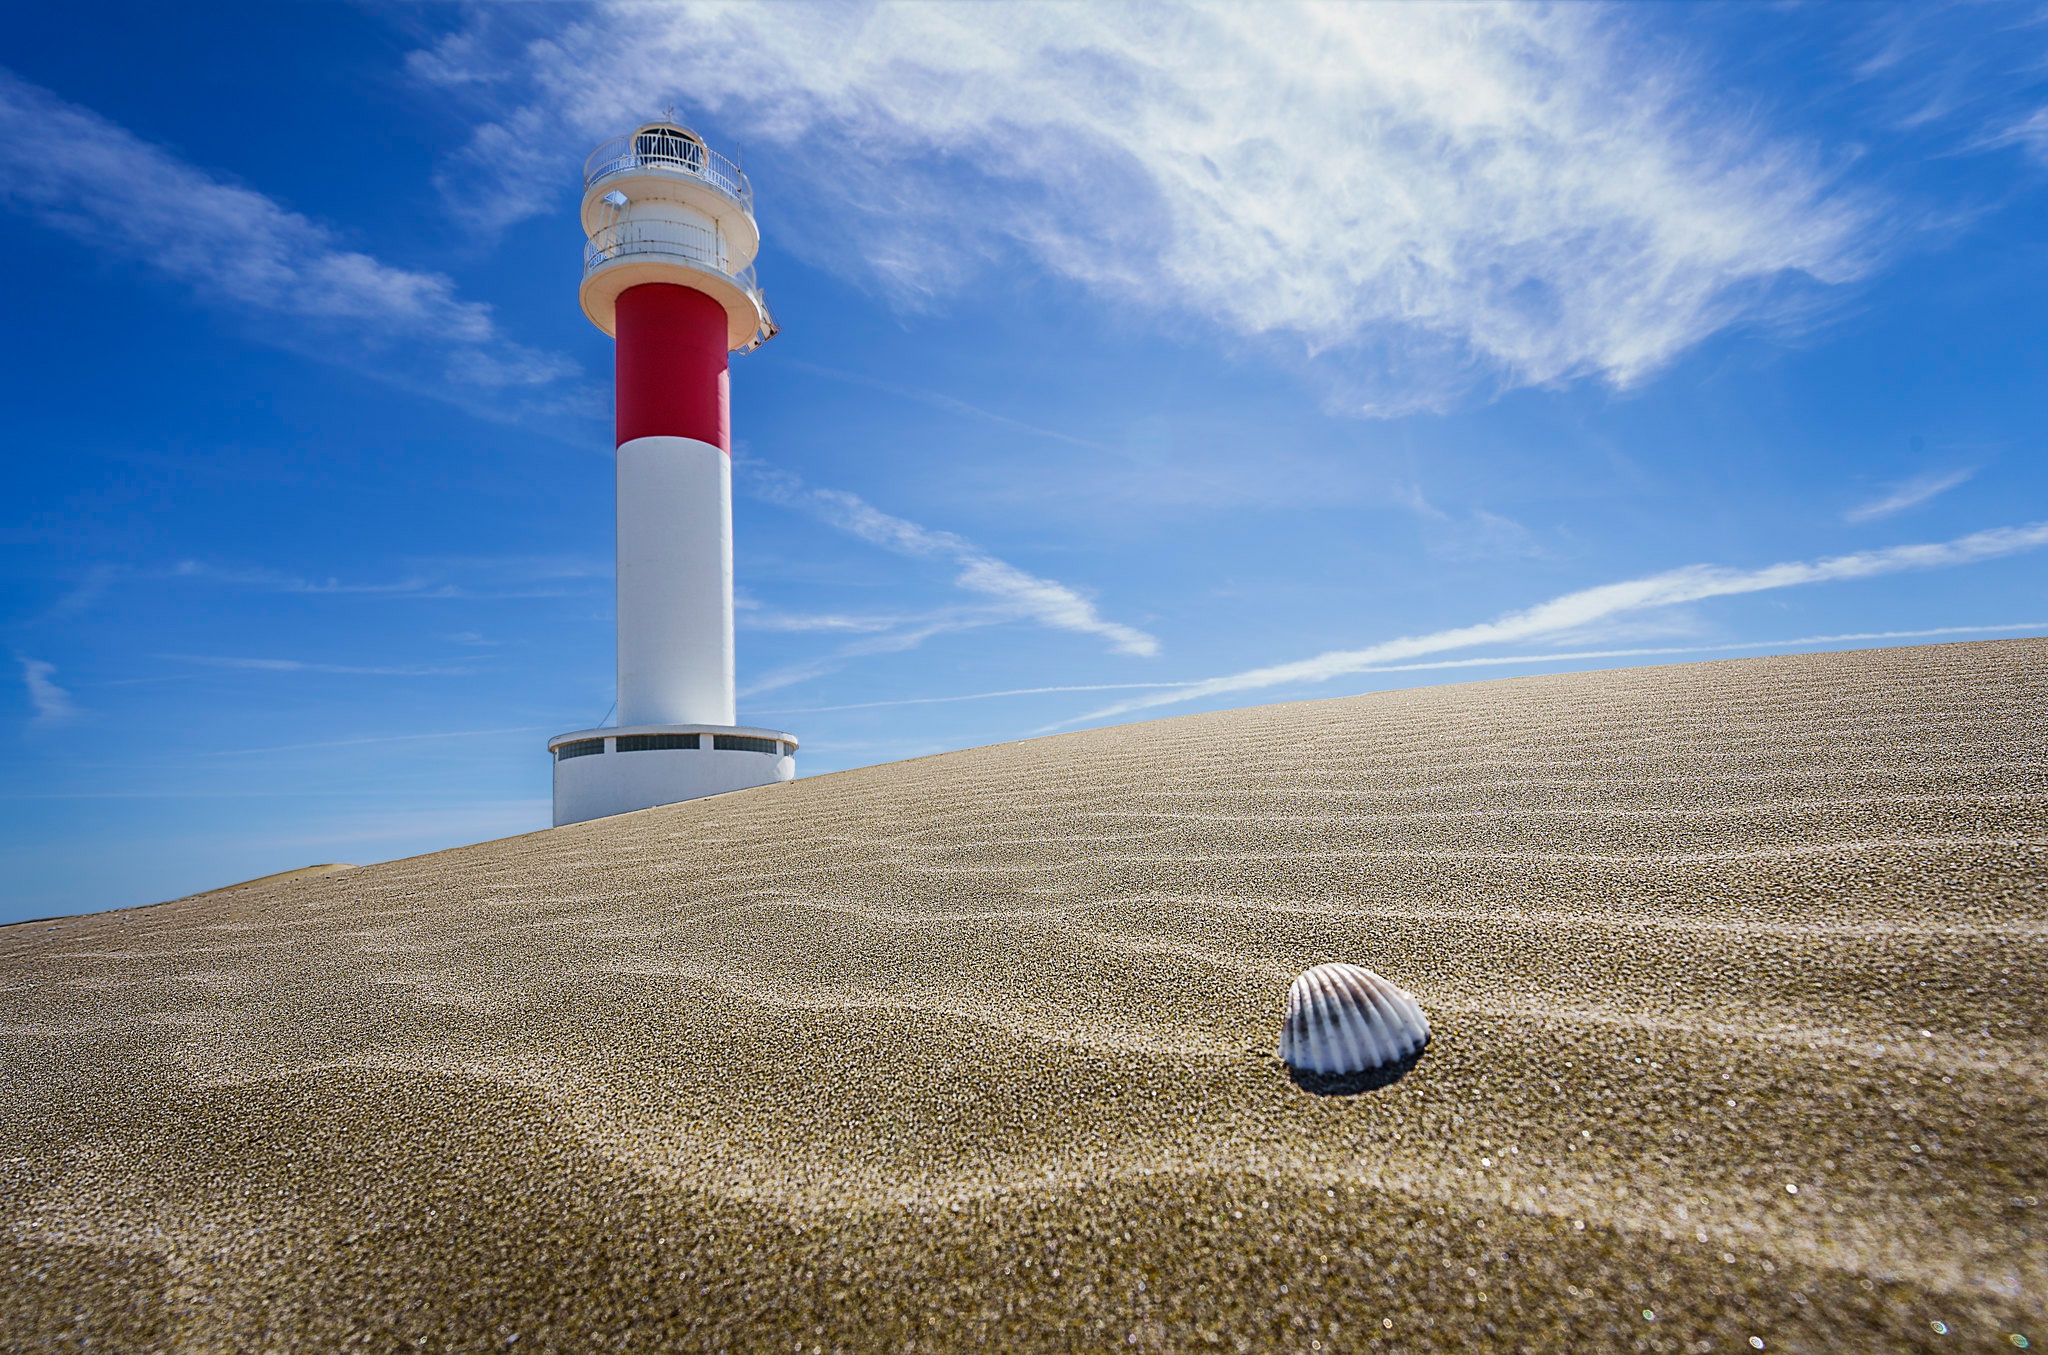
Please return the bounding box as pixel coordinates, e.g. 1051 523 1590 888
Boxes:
549 724 797 826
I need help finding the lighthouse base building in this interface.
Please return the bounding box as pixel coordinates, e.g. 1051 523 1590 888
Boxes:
549 723 795 826
549 123 796 827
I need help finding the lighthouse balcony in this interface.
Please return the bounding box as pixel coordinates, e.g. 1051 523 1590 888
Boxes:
583 218 750 283
585 129 752 211
582 220 779 351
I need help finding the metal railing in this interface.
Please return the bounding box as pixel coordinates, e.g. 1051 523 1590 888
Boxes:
583 219 779 350
584 130 753 210
586 217 731 274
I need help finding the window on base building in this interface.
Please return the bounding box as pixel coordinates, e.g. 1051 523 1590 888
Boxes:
617 733 700 752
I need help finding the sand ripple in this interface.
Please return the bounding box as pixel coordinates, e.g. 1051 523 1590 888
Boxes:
1 642 2043 1351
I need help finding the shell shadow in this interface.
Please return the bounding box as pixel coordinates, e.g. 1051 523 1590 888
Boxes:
1285 1045 1426 1096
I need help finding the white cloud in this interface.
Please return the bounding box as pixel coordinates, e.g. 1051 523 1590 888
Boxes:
1855 5 2048 166
740 616 996 700
1993 107 2048 163
207 726 546 757
164 655 474 677
17 657 77 726
782 360 1110 451
170 560 450 596
1073 519 2048 722
167 557 597 601
1844 467 1976 522
755 680 1201 716
1408 499 1549 561
752 620 2045 716
739 609 928 635
750 468 1159 657
423 2 1875 406
0 68 578 404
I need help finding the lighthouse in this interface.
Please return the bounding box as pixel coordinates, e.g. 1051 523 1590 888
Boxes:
548 122 797 826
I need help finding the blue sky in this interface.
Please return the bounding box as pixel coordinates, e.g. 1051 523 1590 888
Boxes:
3 2 2046 921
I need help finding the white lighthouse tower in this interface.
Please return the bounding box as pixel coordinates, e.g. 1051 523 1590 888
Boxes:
548 122 797 827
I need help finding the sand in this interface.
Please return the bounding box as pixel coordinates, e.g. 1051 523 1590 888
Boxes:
1 640 2042 1352
207 862 360 894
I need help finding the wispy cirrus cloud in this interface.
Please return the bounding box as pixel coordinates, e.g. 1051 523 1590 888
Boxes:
17 656 77 727
738 608 932 635
171 560 454 597
207 726 547 757
164 655 475 677
749 468 1158 658
740 615 999 700
422 2 1878 410
1847 4 2048 165
755 680 1202 716
1399 486 1551 561
751 621 2047 717
1991 107 2048 163
1070 519 2048 723
781 360 1111 452
1844 467 1976 523
168 557 603 601
0 67 583 415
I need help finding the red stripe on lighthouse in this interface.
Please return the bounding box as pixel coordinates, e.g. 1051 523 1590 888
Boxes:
614 283 730 451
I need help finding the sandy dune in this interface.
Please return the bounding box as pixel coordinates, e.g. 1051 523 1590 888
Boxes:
2 640 2042 1352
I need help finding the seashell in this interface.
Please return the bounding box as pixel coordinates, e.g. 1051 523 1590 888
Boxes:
1279 963 1430 1075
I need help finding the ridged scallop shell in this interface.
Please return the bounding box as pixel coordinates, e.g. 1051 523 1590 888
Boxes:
1279 963 1430 1075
